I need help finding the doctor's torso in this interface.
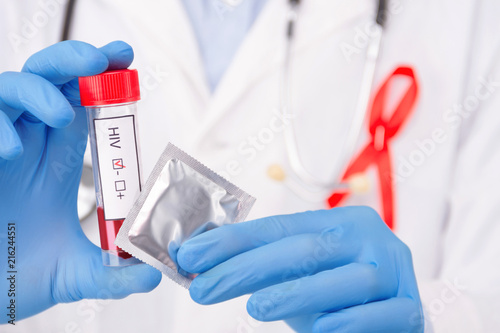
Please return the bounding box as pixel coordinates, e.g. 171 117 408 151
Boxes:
1 0 498 332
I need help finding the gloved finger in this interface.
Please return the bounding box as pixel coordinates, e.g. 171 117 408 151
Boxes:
54 243 162 303
186 230 359 304
0 72 74 128
46 106 88 185
394 245 421 300
0 109 23 160
312 297 423 333
60 41 135 106
83 264 162 300
22 40 109 85
246 263 397 322
1 118 48 173
178 207 376 273
285 314 322 333
98 40 134 70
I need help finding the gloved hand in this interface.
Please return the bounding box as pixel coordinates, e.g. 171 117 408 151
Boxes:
0 41 161 323
178 207 424 333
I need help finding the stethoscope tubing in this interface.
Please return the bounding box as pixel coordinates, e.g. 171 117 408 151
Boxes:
279 0 385 195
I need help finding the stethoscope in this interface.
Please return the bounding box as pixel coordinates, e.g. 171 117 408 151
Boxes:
62 0 387 219
267 0 387 202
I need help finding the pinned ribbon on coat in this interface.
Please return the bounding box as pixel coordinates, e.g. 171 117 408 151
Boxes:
327 66 419 230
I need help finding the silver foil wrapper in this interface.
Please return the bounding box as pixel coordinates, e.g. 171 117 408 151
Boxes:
115 143 256 288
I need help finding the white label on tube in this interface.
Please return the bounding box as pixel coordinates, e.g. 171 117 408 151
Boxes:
94 115 141 221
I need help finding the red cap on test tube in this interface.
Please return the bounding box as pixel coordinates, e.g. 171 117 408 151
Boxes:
79 69 141 106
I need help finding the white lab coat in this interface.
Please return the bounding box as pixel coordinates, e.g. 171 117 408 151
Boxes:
1 0 500 332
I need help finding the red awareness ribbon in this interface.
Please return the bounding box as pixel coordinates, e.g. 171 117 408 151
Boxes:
327 66 419 230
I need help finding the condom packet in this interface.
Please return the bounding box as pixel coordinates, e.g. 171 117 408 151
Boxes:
115 143 256 288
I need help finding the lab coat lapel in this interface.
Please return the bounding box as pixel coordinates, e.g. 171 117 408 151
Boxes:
192 0 286 146
192 0 375 146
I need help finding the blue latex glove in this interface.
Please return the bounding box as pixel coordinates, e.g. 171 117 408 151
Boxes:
0 41 161 323
178 207 424 332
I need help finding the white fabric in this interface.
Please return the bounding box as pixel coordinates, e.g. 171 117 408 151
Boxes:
1 0 500 332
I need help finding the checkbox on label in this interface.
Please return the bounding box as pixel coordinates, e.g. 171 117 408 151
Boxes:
115 180 126 192
113 158 124 169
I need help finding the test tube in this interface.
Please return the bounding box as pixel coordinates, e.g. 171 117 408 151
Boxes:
79 69 142 266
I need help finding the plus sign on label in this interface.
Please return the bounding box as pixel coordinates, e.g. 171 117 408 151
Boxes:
94 115 142 221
